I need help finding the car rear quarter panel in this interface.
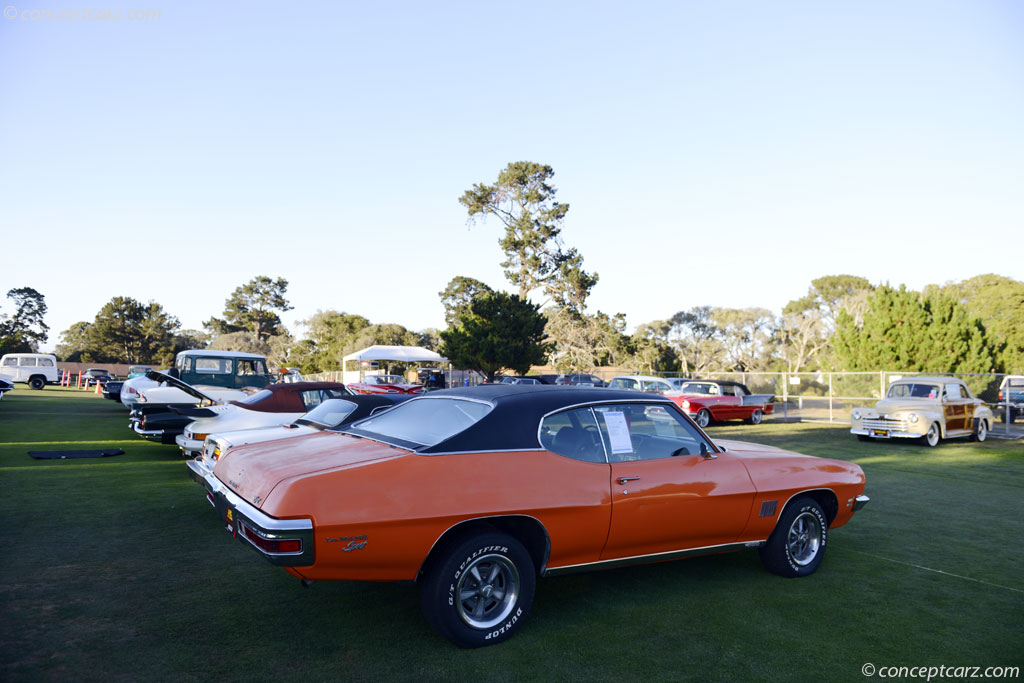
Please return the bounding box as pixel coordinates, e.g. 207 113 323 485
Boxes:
264 449 613 582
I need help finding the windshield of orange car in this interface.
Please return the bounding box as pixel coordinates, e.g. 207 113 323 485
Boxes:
348 397 492 447
887 383 940 399
296 398 358 429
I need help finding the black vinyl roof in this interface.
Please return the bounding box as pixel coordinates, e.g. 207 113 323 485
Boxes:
343 384 673 454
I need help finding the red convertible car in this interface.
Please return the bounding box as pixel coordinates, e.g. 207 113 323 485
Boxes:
194 385 868 648
669 380 775 427
347 374 425 395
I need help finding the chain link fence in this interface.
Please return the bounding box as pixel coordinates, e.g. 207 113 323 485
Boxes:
642 370 1021 436
307 366 1021 437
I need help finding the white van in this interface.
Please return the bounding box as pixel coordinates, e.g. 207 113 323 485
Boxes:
0 353 59 389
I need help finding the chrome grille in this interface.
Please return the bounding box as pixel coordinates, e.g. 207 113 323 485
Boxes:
862 417 909 432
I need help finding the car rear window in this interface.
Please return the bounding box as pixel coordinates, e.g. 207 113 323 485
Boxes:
239 389 273 405
297 398 358 429
349 397 492 447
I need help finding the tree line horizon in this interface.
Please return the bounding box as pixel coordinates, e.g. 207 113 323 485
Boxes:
2 162 1021 380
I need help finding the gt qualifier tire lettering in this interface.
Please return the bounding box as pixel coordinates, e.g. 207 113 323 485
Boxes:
421 533 535 648
759 496 829 578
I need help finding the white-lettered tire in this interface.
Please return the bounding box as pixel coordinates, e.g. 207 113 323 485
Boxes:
420 531 536 648
759 496 828 578
969 418 988 442
920 422 941 447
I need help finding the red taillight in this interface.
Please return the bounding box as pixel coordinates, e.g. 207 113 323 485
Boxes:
241 524 301 554
140 415 146 428
998 391 1003 400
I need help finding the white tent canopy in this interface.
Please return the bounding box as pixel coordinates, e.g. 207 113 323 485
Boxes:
342 345 447 365
341 345 449 385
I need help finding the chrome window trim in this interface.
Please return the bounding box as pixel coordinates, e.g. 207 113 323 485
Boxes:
536 405 611 464
418 447 547 457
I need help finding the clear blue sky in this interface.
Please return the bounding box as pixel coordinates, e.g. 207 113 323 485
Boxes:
2 0 1022 350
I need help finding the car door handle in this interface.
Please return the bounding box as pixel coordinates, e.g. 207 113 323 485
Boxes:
617 476 640 484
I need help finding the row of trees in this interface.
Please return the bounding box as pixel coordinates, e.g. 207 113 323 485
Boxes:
619 274 1021 377
33 162 1024 378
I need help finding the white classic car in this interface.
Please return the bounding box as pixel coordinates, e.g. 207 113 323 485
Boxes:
173 381 352 457
850 376 993 447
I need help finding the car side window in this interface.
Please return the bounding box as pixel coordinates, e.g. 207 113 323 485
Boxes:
641 380 667 394
944 383 963 400
720 385 735 396
593 403 708 463
539 407 606 463
39 358 54 367
301 390 325 411
3 357 17 367
610 378 637 391
196 358 230 373
237 360 259 376
19 357 37 366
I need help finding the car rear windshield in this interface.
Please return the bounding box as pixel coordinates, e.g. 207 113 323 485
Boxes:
296 398 358 429
239 389 273 405
348 397 492 447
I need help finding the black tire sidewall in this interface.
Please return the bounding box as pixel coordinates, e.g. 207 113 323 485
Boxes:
761 497 828 578
29 377 45 390
421 532 536 648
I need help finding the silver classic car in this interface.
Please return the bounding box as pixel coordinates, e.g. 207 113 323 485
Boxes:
850 376 993 447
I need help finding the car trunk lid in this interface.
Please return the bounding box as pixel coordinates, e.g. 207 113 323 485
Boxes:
213 431 408 509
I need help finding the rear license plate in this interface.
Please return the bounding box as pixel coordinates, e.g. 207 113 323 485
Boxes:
872 429 890 438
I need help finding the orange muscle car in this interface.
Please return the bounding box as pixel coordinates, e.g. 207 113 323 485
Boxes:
197 385 869 648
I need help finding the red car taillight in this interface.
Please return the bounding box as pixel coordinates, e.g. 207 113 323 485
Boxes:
998 391 1003 400
241 524 301 554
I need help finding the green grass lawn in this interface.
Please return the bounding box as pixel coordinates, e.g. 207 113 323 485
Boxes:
1 387 1022 682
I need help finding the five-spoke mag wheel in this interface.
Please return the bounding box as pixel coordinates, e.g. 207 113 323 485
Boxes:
455 553 520 629
760 496 828 577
